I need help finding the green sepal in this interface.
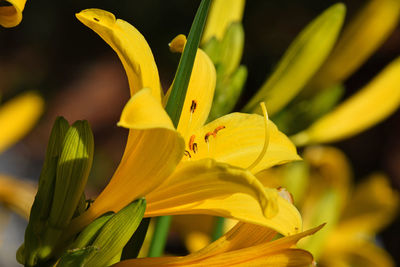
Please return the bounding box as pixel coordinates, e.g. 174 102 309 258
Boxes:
73 212 114 249
57 246 98 267
243 3 346 115
84 198 146 266
165 0 212 127
202 36 221 64
121 217 151 260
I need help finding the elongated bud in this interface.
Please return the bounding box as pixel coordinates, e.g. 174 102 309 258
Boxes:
205 23 246 121
291 57 400 146
218 22 244 77
243 3 345 115
37 120 94 259
48 120 94 228
308 0 400 91
20 117 70 266
58 199 146 267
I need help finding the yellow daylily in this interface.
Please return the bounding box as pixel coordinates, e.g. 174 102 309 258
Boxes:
68 8 302 237
0 92 43 218
258 146 399 267
0 92 44 154
114 221 323 267
0 0 27 27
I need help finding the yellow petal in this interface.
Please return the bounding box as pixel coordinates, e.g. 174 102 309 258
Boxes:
243 3 345 115
309 0 400 90
334 173 399 237
76 9 161 101
113 226 321 267
113 249 313 267
185 112 300 174
69 89 184 232
322 236 395 267
146 159 302 236
201 0 245 44
0 92 44 153
167 35 217 139
0 174 36 219
0 0 26 27
291 57 400 146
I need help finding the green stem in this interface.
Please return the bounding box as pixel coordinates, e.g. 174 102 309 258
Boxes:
147 216 172 257
211 217 225 241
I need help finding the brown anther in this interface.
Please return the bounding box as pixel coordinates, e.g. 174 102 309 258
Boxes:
204 132 215 143
193 143 198 154
184 150 192 158
190 100 197 113
189 135 196 151
213 125 226 135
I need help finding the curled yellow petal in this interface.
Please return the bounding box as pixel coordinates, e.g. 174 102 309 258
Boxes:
291 57 400 146
201 0 245 44
0 0 26 28
167 34 217 139
145 159 302 235
0 174 36 219
0 92 44 154
186 112 300 174
76 9 161 101
309 0 400 90
70 89 184 232
113 225 321 267
243 3 345 115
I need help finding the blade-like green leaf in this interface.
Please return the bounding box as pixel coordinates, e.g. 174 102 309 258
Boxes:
165 0 212 127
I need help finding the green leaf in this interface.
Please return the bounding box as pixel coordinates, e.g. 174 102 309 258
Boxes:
165 0 212 127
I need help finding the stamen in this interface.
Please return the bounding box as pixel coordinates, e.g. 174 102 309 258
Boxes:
184 150 192 158
189 135 196 151
247 102 270 171
190 100 197 113
213 125 225 135
204 132 214 143
193 143 198 154
189 100 197 125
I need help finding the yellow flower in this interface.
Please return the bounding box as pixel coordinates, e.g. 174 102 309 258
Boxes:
0 0 27 27
113 221 323 267
0 92 44 217
259 146 399 267
67 8 302 237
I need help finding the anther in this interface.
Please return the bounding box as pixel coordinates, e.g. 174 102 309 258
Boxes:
184 150 192 158
204 132 214 143
189 135 196 151
190 100 197 113
213 125 225 135
193 143 198 154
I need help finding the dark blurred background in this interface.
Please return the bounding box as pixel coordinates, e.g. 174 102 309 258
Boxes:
0 0 399 265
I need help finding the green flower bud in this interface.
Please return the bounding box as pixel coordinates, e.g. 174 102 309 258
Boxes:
208 65 247 121
58 199 146 267
19 117 70 266
218 22 244 77
243 3 346 115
